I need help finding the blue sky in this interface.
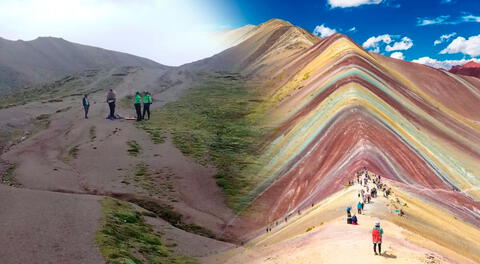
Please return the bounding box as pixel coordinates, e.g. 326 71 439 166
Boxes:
0 0 478 67
218 0 480 68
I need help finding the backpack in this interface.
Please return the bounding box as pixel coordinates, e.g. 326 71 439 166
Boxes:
372 228 382 242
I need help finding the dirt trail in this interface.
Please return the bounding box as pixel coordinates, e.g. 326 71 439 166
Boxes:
204 181 477 264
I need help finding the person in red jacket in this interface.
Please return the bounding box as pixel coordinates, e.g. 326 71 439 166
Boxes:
372 222 384 255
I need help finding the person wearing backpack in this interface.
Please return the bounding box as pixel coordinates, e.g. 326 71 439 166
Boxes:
142 91 153 120
357 201 363 214
372 222 384 255
134 91 142 121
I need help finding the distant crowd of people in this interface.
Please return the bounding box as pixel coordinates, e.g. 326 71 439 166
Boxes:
348 167 387 256
263 167 390 257
81 89 153 121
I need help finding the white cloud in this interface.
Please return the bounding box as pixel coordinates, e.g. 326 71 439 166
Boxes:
417 13 480 26
434 32 457 45
313 24 337 38
348 27 357 32
362 34 413 53
462 14 480 23
390 52 405 60
385 36 413 51
417 15 450 26
0 0 235 66
412 57 480 70
440 35 480 57
328 0 383 8
362 34 392 53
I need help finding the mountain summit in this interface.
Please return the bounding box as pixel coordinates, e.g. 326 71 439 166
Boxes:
449 61 480 78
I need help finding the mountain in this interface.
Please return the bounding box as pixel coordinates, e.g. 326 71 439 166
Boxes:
185 19 320 76
0 36 165 95
0 18 479 264
205 28 480 261
449 61 480 78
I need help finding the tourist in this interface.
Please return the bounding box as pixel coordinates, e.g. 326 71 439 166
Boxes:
82 94 90 119
351 214 358 225
134 91 142 121
372 222 384 255
106 89 116 119
142 91 152 120
357 201 363 214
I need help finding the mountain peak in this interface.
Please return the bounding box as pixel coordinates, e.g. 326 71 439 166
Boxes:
463 61 480 68
449 60 480 78
260 18 293 27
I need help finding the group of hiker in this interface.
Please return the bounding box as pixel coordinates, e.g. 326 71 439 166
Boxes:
133 91 153 121
265 167 388 257
81 89 153 121
346 206 358 224
348 167 385 256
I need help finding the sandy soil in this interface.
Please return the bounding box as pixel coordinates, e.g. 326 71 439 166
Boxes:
0 185 103 264
204 182 478 264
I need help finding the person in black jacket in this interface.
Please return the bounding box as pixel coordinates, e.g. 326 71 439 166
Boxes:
82 94 90 119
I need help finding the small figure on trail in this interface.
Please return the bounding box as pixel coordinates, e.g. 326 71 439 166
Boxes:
372 222 384 255
106 89 116 119
347 212 352 224
385 187 391 197
142 91 153 120
357 201 363 214
351 214 358 225
371 187 377 198
82 94 90 119
366 193 371 204
346 207 351 215
134 91 143 121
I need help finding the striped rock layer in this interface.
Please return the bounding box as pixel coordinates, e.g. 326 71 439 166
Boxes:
229 34 480 238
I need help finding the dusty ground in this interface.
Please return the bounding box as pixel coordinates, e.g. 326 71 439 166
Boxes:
204 182 479 264
0 185 104 264
0 68 236 263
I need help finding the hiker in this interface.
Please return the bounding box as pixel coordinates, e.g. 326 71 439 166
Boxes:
106 89 116 119
82 94 90 119
351 214 358 225
134 91 142 121
366 193 371 204
357 201 362 214
142 91 153 120
347 212 352 224
372 222 384 255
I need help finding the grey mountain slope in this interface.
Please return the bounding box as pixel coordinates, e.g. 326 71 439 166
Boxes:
0 37 166 95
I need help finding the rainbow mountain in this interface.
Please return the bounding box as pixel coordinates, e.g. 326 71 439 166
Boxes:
203 19 480 262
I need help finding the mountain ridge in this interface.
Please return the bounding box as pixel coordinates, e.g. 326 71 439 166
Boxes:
0 36 166 95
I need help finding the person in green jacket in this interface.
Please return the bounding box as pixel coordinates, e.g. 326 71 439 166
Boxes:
142 91 153 120
134 91 142 121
